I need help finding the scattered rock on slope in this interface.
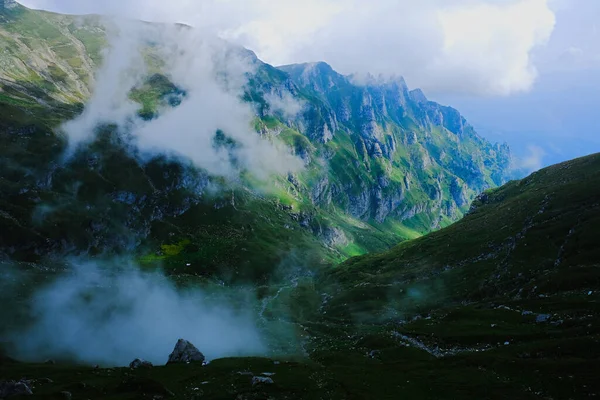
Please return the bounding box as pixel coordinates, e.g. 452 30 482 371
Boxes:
167 339 205 364
0 380 33 398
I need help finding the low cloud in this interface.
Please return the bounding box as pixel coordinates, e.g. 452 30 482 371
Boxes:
4 259 266 366
61 20 302 179
264 91 305 121
62 19 146 150
513 145 546 173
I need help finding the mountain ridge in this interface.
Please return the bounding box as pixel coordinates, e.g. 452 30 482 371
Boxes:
1 3 510 268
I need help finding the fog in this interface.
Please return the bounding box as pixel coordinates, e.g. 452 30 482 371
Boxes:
4 259 266 366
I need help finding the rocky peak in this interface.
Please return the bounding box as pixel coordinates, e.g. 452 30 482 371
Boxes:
167 339 206 364
279 61 346 95
409 88 428 104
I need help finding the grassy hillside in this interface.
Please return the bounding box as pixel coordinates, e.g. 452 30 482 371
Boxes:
0 3 105 103
2 155 598 399
330 152 600 306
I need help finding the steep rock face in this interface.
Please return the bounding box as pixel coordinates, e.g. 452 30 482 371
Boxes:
274 62 511 228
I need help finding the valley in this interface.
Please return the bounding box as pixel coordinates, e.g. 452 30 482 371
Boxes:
0 2 598 399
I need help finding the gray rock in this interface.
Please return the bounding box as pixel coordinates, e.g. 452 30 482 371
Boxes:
371 142 384 158
251 376 274 386
167 339 205 364
409 88 428 104
450 177 469 208
0 380 33 398
368 350 380 359
468 192 490 214
319 226 348 248
310 176 331 206
129 358 153 369
536 314 551 323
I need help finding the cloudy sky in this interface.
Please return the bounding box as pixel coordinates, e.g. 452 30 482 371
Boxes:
19 0 600 169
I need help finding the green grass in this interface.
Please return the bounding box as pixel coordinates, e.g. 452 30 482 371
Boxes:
128 74 184 119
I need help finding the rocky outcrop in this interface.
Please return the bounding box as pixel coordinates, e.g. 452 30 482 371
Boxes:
319 226 348 248
252 376 275 386
372 184 405 223
0 380 33 398
129 358 153 369
167 339 205 364
311 176 332 205
450 177 469 208
468 192 490 214
409 88 428 104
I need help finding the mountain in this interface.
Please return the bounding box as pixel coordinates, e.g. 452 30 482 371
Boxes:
276 61 510 224
0 3 511 275
1 152 597 398
0 4 598 399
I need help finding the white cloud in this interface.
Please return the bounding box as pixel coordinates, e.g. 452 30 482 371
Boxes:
514 144 546 173
62 20 303 179
62 19 147 150
264 91 305 120
19 0 557 96
433 0 555 95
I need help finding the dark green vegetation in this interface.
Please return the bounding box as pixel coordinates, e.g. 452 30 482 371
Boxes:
2 154 599 399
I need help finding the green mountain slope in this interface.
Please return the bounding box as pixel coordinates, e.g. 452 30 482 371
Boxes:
0 3 104 103
2 155 597 399
309 153 600 398
329 152 600 307
0 3 511 271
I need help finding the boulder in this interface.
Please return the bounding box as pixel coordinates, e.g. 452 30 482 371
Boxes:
129 358 154 369
536 314 551 323
0 380 33 398
167 339 205 364
251 376 274 386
